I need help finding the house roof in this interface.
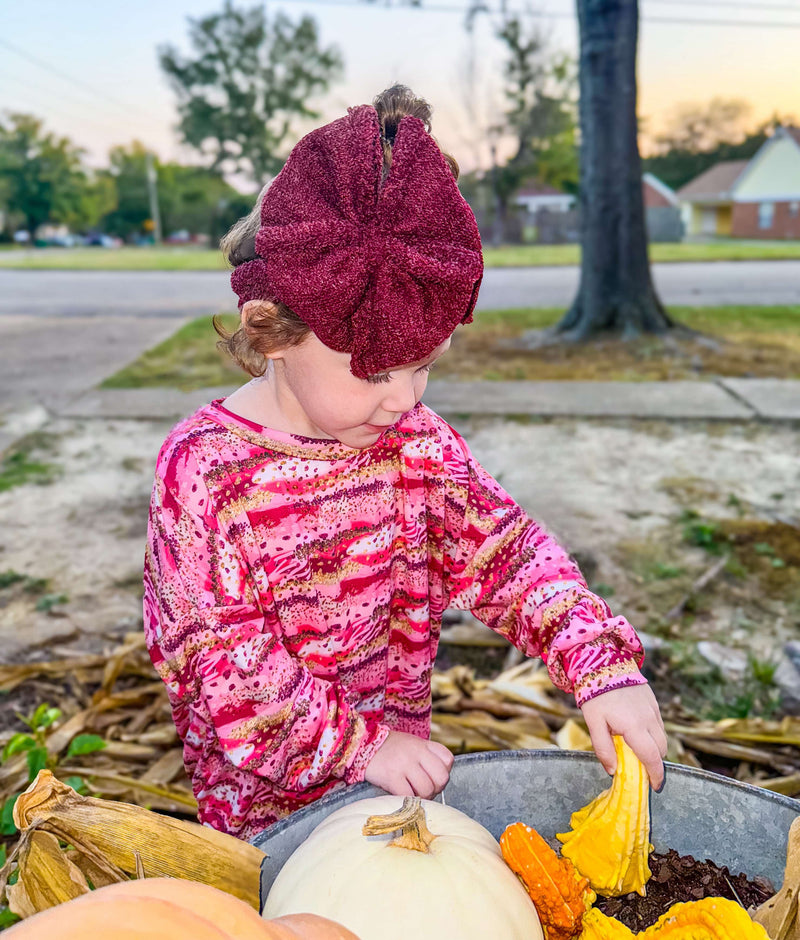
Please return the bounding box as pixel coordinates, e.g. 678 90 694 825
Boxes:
781 126 800 147
676 160 749 201
643 172 679 206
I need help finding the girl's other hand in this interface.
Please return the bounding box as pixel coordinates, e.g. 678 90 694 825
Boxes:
364 730 454 799
580 684 668 790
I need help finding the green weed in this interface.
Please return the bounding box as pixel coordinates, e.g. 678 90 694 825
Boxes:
0 703 103 835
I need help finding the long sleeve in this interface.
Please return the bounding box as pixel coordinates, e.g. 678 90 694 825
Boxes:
438 423 646 706
143 446 388 794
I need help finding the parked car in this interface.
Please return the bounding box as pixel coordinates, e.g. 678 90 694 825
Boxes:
85 232 118 248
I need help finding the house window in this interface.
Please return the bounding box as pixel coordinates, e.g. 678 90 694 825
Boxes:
790 202 800 218
758 202 775 230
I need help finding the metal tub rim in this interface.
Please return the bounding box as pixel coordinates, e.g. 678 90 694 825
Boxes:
252 749 800 907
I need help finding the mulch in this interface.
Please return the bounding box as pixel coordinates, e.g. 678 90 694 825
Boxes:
594 849 775 932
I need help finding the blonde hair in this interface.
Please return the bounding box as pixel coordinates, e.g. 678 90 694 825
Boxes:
216 84 459 377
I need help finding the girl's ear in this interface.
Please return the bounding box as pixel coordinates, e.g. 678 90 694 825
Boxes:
239 299 289 362
240 298 277 331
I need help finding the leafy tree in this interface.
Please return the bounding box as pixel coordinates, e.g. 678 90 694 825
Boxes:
498 19 578 192
158 0 343 185
455 12 577 244
0 113 112 235
487 18 578 243
654 97 751 155
379 0 670 339
100 142 252 242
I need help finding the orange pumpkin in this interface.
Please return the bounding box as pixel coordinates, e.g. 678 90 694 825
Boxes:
4 878 360 940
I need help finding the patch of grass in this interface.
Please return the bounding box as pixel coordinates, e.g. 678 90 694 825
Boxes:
100 304 800 389
0 447 59 492
680 510 728 554
34 593 68 612
0 571 49 594
649 562 685 580
589 582 615 597
717 518 800 596
0 571 25 589
101 314 242 390
0 247 228 271
6 241 800 270
657 642 782 720
23 577 50 595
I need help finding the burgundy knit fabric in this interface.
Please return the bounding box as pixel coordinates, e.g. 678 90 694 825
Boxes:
230 105 484 378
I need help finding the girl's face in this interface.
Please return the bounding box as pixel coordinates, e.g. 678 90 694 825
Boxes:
271 331 451 449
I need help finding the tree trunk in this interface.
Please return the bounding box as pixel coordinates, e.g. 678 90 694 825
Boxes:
558 0 673 338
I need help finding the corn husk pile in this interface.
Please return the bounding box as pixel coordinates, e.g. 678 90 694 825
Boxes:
0 631 799 929
0 770 263 920
0 634 195 816
429 658 800 797
1 631 798 836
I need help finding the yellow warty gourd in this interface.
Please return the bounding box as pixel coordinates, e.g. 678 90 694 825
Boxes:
579 898 771 939
558 736 652 897
643 897 771 939
580 909 635 938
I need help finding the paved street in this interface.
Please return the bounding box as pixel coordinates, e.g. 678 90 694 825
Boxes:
2 259 799 319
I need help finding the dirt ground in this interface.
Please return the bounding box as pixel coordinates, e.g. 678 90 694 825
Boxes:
1 415 798 717
440 322 800 382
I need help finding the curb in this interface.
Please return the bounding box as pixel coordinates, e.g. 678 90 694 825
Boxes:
48 379 800 424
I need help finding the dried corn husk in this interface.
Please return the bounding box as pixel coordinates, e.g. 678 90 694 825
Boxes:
7 771 263 912
6 831 93 918
754 816 800 940
555 718 593 751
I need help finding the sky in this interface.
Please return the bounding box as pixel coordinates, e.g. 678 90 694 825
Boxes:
2 0 799 185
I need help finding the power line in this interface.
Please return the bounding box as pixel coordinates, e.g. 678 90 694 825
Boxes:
646 0 800 8
276 0 800 26
0 38 157 123
0 70 151 142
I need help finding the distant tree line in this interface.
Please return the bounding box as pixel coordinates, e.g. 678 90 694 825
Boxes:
0 0 342 243
0 113 255 243
642 99 796 192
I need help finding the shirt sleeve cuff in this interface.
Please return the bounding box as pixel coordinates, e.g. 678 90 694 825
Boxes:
572 657 648 708
545 606 646 707
343 723 391 785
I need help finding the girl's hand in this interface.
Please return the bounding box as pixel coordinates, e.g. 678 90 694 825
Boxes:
365 730 454 799
580 684 668 789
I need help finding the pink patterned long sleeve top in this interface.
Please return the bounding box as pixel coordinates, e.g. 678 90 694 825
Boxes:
143 399 646 839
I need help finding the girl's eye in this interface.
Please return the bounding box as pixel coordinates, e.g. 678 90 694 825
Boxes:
367 372 392 385
417 364 433 375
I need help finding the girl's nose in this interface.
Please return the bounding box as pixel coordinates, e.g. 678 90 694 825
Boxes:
381 377 419 415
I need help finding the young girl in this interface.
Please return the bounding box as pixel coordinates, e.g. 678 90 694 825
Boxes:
143 85 667 840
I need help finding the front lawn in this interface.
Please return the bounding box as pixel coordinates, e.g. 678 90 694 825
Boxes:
101 305 800 389
4 240 800 270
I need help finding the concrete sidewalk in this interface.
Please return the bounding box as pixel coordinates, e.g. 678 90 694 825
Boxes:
46 377 800 425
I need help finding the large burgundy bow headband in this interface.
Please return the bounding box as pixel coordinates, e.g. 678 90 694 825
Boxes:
231 104 483 378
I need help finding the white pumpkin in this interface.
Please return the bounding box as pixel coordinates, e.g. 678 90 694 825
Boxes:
263 796 544 940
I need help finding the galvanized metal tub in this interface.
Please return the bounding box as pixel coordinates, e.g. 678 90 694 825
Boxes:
252 750 799 906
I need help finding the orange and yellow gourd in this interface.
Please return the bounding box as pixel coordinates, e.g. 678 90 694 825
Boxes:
500 735 771 940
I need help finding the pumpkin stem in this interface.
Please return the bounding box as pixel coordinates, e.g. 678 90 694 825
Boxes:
361 797 436 853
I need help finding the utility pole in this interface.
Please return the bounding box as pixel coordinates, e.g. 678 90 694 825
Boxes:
145 152 163 244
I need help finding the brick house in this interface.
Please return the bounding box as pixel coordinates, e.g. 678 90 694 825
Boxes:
678 127 800 238
643 172 679 209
